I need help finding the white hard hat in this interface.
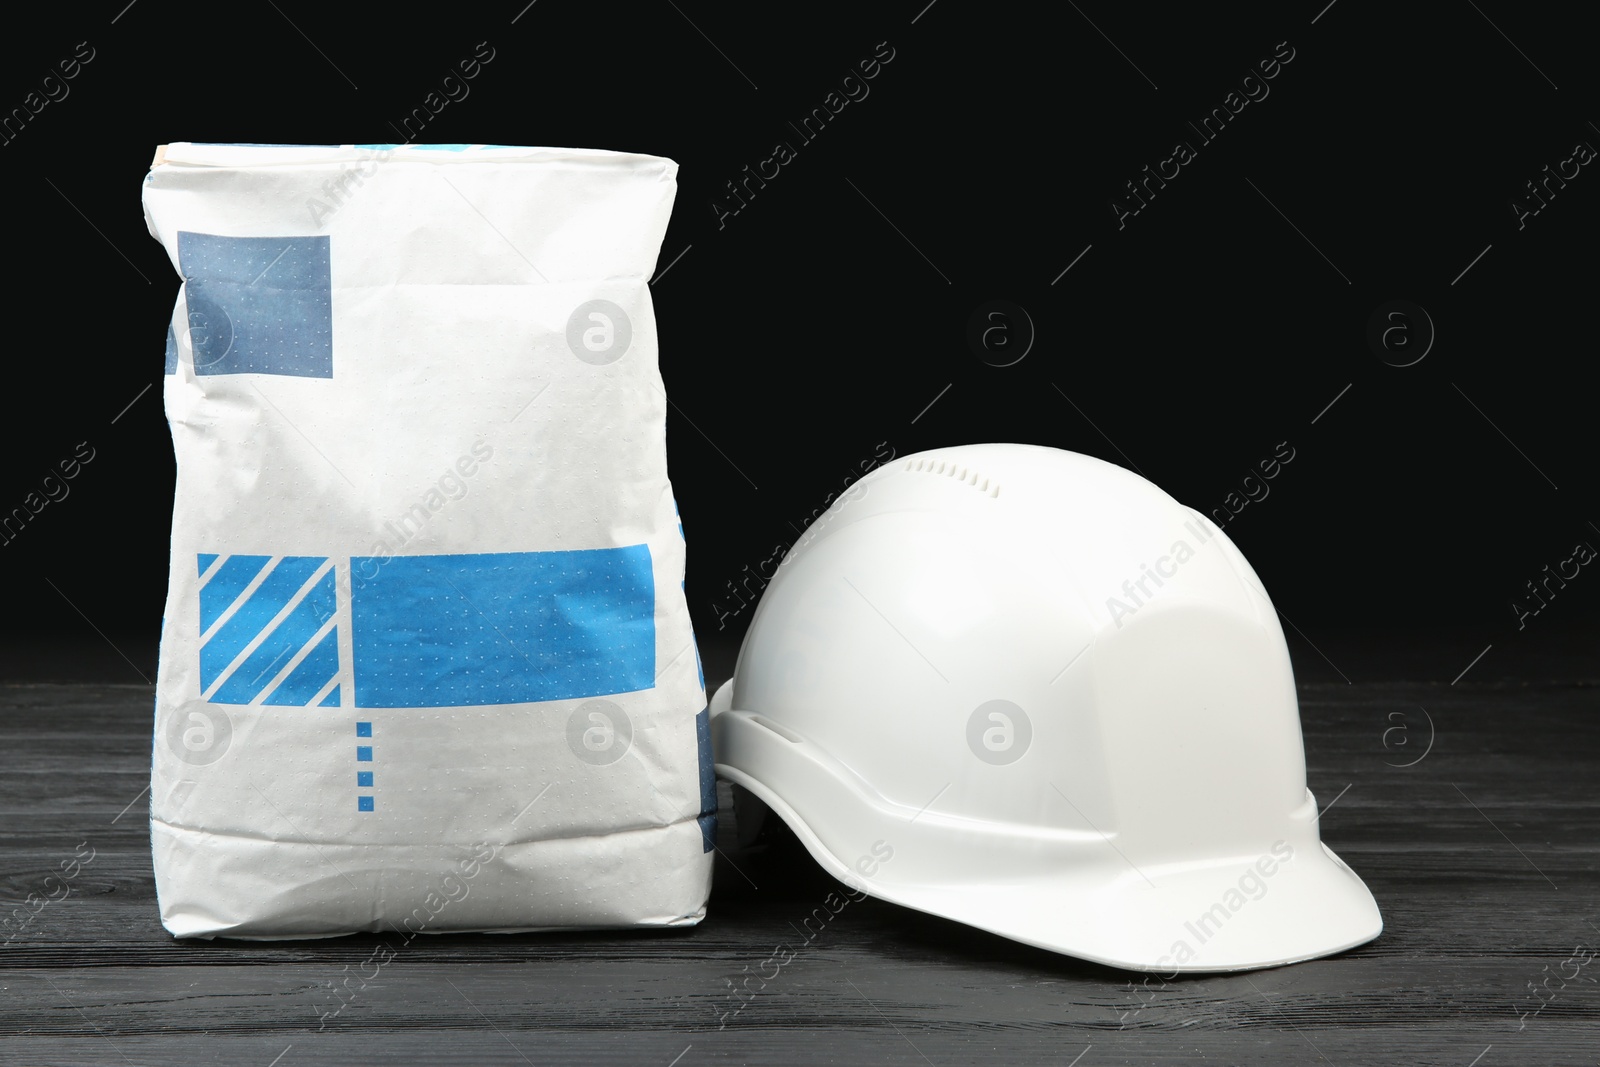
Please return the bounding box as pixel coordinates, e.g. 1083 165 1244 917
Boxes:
710 443 1381 973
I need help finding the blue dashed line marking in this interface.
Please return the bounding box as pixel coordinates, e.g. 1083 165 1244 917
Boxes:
357 721 374 812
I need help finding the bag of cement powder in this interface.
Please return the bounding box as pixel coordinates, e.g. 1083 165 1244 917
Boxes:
142 142 713 938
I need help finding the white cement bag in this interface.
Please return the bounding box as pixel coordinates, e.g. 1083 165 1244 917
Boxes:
143 142 713 938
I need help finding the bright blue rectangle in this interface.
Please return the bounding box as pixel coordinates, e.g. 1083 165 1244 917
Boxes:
356 722 372 737
356 746 372 762
348 547 656 709
357 771 373 787
358 796 374 812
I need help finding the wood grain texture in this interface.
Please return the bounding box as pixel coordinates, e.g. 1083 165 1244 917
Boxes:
1 681 1596 1066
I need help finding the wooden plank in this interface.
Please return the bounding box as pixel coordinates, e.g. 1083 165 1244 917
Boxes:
1 683 1596 1065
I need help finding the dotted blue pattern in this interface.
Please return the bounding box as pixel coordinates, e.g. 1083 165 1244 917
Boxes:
177 232 333 378
348 548 656 709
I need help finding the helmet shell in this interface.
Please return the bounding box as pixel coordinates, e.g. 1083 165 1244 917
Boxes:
713 444 1381 972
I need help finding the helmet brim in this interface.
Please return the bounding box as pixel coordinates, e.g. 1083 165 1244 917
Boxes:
712 682 1381 974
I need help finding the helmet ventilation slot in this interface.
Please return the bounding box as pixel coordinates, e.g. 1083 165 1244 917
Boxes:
904 457 1001 498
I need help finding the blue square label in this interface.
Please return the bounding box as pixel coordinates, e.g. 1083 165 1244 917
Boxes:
177 232 333 378
357 771 373 787
358 796 374 812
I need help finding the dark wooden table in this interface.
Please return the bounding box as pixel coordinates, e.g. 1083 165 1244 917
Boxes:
3 678 1596 1066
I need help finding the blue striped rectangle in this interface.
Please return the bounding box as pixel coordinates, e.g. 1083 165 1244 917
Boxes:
260 625 339 706
348 548 656 709
200 557 324 686
199 555 271 634
198 555 339 705
212 569 336 705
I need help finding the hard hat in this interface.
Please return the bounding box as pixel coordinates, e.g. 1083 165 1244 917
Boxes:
710 443 1381 973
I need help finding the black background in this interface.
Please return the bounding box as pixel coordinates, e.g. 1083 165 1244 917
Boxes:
2 7 1598 1065
1 0 1595 685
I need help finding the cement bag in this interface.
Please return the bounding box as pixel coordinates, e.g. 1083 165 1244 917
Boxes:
142 142 713 938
